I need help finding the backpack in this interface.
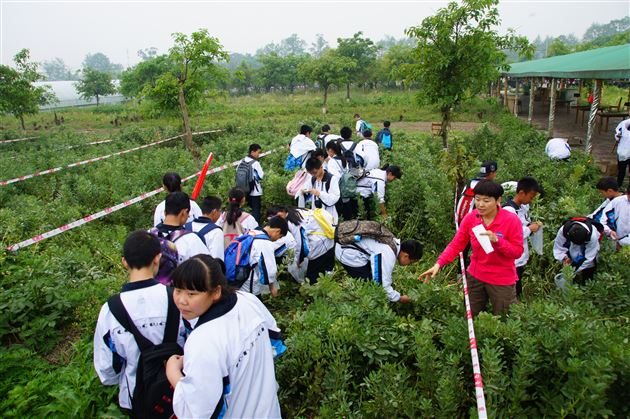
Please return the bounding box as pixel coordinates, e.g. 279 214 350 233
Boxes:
315 134 327 151
339 167 367 200
381 131 392 149
224 232 270 291
107 287 183 419
308 208 335 239
284 152 310 172
222 213 250 248
339 140 363 169
455 179 479 225
149 227 191 286
184 219 221 246
335 220 398 255
502 198 520 212
562 217 604 240
286 169 309 197
235 158 256 194
360 120 372 135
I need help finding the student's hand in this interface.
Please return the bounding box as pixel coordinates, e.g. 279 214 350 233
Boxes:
611 231 619 240
480 231 498 243
166 355 184 387
419 263 440 283
399 295 411 304
529 222 542 233
562 257 571 266
270 284 279 298
310 189 321 197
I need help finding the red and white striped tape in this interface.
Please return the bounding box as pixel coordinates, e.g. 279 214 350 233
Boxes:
452 185 488 419
6 150 273 252
0 129 223 186
0 136 38 145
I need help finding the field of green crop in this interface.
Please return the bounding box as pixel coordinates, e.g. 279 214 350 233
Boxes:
1 90 629 417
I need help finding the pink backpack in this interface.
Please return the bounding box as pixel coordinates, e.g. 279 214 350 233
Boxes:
286 169 308 197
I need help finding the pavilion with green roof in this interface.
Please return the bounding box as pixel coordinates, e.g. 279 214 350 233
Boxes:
500 44 630 153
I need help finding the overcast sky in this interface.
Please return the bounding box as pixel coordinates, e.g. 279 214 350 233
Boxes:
1 0 627 68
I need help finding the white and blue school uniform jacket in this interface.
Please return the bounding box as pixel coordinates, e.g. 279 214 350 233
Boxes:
326 156 346 179
589 198 613 236
174 291 284 419
153 199 202 227
188 217 224 261
552 224 600 273
356 169 387 203
335 238 402 302
289 210 335 265
602 194 630 246
357 139 380 170
242 156 264 197
241 231 278 295
503 202 531 267
93 280 186 409
300 172 341 224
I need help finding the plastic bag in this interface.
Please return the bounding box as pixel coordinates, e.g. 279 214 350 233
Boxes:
530 226 544 255
287 259 308 284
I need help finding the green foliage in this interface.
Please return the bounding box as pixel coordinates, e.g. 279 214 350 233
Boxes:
75 68 117 106
119 55 172 99
298 49 356 108
82 52 123 76
336 31 379 96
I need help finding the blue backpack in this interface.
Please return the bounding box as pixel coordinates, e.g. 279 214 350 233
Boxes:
360 120 372 135
224 233 270 290
284 153 305 172
184 219 221 246
381 131 392 149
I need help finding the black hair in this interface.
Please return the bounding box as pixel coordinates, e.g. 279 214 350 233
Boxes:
400 240 423 261
305 157 323 172
595 176 618 191
354 113 360 118
473 180 504 199
363 129 373 138
200 195 222 215
312 149 327 160
383 164 402 179
226 187 245 226
266 205 304 226
340 126 352 140
321 124 330 132
516 176 543 194
171 254 234 297
300 124 313 135
123 230 161 270
326 141 347 168
565 222 590 245
267 216 289 236
163 172 182 193
384 121 391 127
248 143 261 154
165 191 191 216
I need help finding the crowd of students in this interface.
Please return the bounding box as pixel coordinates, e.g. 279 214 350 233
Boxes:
94 115 630 417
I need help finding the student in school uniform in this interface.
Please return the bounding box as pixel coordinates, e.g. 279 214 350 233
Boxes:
375 121 393 150
184 196 224 261
589 177 623 233
335 230 423 303
354 113 368 139
233 216 289 298
166 255 284 419
236 143 264 223
94 231 186 413
315 124 341 150
217 188 259 247
601 184 630 248
545 137 571 160
285 124 316 171
356 164 402 219
152 192 210 264
153 172 202 227
299 157 341 223
502 177 544 298
325 141 348 179
268 206 336 284
553 218 601 283
357 129 381 170
613 112 630 188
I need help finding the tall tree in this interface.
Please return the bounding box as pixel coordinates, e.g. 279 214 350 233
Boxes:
42 57 77 81
0 49 56 129
310 34 329 57
83 52 123 75
583 16 629 42
163 29 228 165
336 32 378 100
137 47 159 61
74 68 117 106
299 49 355 113
119 55 172 98
405 0 531 148
279 34 307 56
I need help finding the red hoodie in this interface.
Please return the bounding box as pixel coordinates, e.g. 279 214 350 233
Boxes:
437 207 524 286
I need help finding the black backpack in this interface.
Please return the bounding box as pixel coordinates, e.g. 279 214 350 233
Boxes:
338 140 362 168
315 134 327 151
107 287 183 419
235 158 256 194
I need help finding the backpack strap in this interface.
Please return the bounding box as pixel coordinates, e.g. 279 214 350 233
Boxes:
183 221 193 232
349 142 358 153
168 228 191 243
197 222 220 238
502 198 520 211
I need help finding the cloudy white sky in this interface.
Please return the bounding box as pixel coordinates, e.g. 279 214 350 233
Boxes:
1 0 627 68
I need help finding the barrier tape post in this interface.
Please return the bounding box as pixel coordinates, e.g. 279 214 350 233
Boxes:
191 152 214 200
454 184 488 419
0 129 223 186
6 150 274 252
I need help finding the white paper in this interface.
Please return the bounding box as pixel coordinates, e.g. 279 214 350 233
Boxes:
472 224 494 254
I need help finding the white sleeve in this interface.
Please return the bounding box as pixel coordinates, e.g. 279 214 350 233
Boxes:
208 229 225 261
241 214 259 230
552 227 569 262
259 242 278 285
375 179 386 204
577 231 600 273
190 201 203 220
253 161 264 180
600 200 615 236
355 120 362 133
93 306 121 386
319 175 340 207
173 339 226 418
371 250 400 302
153 202 164 227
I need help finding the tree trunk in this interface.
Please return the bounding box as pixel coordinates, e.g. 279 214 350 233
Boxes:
322 86 328 114
178 85 200 167
346 83 350 102
440 107 451 149
19 115 25 130
96 94 100 106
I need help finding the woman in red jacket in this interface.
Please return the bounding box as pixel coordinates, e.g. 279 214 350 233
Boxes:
420 181 524 316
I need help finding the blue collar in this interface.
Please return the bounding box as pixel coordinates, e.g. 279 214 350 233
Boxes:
122 278 158 292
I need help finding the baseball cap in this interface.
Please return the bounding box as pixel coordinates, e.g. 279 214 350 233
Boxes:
478 161 498 177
